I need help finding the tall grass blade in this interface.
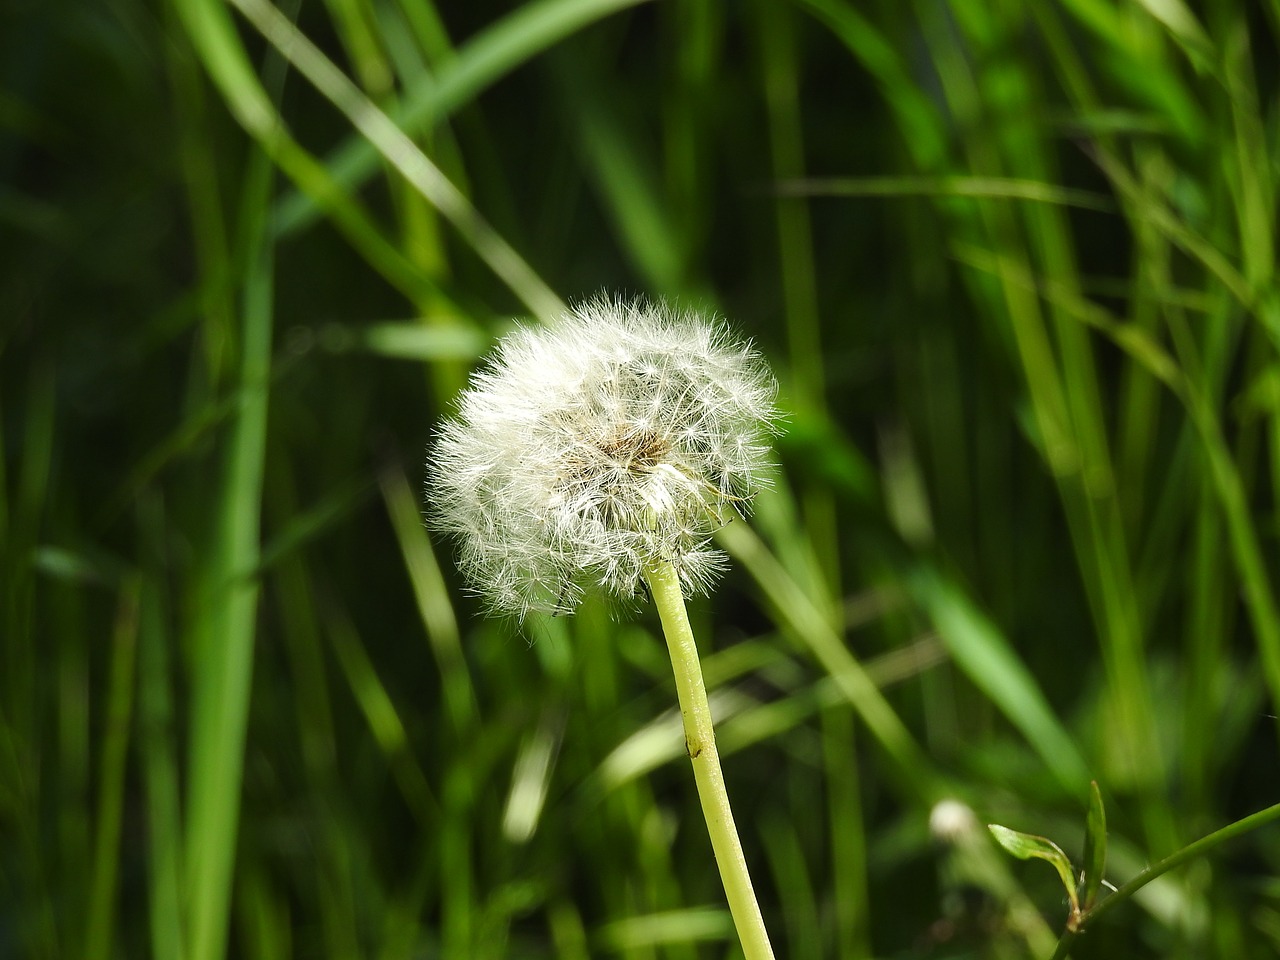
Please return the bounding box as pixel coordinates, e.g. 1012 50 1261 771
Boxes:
181 122 277 960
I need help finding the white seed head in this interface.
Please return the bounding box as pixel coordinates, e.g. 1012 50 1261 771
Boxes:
427 296 781 618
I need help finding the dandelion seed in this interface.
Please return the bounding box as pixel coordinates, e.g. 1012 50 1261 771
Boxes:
427 296 781 618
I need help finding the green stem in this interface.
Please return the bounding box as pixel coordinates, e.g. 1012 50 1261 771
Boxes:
1091 800 1280 925
1048 929 1078 960
645 559 776 960
1049 799 1280 959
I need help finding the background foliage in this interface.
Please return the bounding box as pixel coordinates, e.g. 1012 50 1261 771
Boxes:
5 0 1280 957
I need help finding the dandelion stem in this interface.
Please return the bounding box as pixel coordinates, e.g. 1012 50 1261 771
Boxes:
645 559 776 960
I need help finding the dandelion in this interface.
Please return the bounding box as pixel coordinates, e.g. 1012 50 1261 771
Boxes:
428 295 780 618
428 296 780 960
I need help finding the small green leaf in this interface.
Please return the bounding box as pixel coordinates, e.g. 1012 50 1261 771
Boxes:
988 823 1080 916
1080 781 1108 912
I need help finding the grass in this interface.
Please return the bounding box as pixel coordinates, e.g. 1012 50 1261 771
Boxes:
4 0 1280 957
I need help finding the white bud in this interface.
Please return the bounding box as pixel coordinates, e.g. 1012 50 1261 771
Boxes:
428 296 781 618
929 798 979 843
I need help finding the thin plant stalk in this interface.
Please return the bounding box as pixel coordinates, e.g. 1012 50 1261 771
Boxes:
645 559 775 960
1047 798 1280 960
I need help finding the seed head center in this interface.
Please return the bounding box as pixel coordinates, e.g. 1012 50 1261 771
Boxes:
600 430 669 473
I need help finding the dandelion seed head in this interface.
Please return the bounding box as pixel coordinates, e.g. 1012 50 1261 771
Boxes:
428 296 781 618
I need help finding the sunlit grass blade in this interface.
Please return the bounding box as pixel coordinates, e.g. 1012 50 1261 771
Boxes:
774 175 1115 212
501 708 564 844
379 461 476 733
273 0 658 236
327 607 440 820
1132 0 1214 66
319 319 488 363
718 519 940 801
593 635 945 794
230 0 565 322
1089 148 1253 312
172 0 439 302
595 907 735 952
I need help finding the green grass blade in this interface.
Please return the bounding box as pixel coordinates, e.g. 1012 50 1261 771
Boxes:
907 566 1092 793
549 53 686 292
181 120 277 960
273 0 658 236
230 0 565 321
718 519 940 801
379 461 477 733
172 0 440 302
328 608 440 819
775 175 1115 212
83 577 141 960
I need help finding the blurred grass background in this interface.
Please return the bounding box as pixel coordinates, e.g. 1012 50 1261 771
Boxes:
4 0 1280 957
